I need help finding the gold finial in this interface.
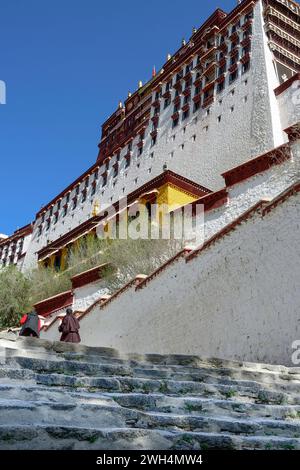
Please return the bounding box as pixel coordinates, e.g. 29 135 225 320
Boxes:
128 91 132 98
138 80 143 89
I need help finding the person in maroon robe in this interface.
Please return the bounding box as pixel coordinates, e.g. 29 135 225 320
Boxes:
58 308 81 343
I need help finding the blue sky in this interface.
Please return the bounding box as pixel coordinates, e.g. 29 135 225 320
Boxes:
0 0 236 235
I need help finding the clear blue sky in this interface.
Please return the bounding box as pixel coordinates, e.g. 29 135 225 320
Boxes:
0 0 235 235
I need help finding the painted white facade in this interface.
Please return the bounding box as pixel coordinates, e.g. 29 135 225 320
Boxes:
0 229 32 271
20 0 294 271
72 281 109 313
277 79 300 130
41 138 300 365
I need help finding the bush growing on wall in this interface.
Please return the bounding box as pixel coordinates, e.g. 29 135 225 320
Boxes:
0 234 183 328
0 266 31 328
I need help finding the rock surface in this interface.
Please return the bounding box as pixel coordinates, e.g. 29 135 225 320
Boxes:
0 334 300 450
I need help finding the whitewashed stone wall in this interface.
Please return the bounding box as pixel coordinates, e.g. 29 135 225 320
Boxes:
277 80 300 131
41 141 300 365
76 191 300 366
73 281 109 312
22 0 288 271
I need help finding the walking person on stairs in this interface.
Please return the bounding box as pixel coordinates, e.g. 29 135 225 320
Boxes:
59 308 81 343
19 310 41 338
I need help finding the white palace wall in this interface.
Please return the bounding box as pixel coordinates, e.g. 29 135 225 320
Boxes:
22 0 287 272
41 140 300 365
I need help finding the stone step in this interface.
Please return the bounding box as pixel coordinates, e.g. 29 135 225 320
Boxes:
105 392 300 420
2 355 300 395
2 347 300 386
1 384 300 421
0 424 299 450
1 367 299 405
1 336 300 450
2 335 300 375
1 398 300 438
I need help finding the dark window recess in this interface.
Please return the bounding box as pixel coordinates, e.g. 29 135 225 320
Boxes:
182 109 190 121
229 70 238 84
217 81 225 93
194 101 201 112
164 97 171 108
242 61 250 74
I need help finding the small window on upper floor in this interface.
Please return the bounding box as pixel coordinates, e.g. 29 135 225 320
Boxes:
229 70 238 84
173 117 179 128
72 198 77 210
242 61 250 74
166 80 172 92
182 109 189 121
164 97 171 109
193 101 201 113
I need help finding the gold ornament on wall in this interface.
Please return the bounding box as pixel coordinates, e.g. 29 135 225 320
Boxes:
92 200 100 217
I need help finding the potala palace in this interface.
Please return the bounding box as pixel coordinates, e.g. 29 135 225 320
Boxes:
1 0 300 367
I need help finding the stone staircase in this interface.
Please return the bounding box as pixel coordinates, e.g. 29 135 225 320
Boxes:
0 334 300 450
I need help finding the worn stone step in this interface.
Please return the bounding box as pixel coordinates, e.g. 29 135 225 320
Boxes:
3 355 300 397
2 335 300 376
2 348 300 387
0 424 299 450
106 392 300 420
1 383 300 422
1 398 300 438
1 367 299 405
